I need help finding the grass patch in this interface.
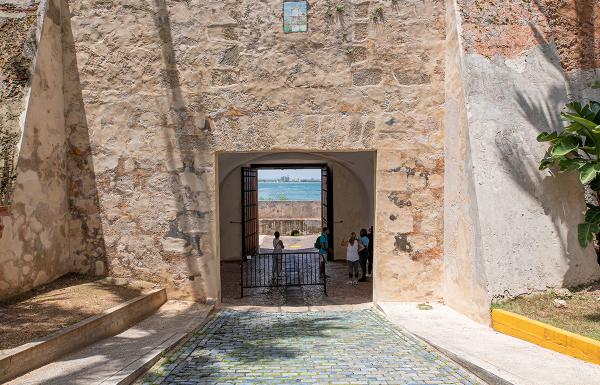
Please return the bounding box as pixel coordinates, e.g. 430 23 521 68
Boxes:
494 281 600 341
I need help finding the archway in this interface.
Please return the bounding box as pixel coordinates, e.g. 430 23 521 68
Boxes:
217 151 376 306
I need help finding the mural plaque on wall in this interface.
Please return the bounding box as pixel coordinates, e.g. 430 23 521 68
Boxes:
283 1 308 33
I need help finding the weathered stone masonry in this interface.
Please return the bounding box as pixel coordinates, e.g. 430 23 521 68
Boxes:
1 0 599 323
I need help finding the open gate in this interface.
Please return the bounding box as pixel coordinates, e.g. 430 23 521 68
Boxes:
240 164 329 297
321 166 334 260
241 167 259 260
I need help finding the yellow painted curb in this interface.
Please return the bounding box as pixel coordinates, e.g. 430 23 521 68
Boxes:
491 309 600 365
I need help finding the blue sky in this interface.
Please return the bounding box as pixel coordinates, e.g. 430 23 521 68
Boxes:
258 168 320 180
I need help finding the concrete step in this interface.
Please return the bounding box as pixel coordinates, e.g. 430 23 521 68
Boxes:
1 288 167 383
8 300 213 385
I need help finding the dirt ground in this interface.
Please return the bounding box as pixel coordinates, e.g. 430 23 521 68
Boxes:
495 281 600 341
0 274 155 350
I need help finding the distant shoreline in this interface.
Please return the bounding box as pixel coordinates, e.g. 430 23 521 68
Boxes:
258 180 320 183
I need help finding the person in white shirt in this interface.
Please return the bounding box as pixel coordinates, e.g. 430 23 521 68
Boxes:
341 232 360 285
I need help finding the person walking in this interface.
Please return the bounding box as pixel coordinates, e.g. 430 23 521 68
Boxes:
358 228 370 282
341 232 360 285
367 226 374 278
272 231 284 283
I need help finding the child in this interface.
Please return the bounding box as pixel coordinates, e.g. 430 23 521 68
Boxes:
341 232 360 285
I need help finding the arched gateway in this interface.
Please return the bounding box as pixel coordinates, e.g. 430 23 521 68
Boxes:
1 0 599 325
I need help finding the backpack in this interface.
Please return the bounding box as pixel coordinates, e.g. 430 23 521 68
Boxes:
314 235 322 249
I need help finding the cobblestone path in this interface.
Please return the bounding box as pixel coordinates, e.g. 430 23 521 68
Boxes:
141 309 483 385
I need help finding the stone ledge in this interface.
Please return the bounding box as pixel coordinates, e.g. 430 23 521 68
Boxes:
0 287 168 383
492 309 600 365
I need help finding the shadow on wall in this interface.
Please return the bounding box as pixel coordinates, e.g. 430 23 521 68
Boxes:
153 0 213 301
62 1 107 274
498 22 599 289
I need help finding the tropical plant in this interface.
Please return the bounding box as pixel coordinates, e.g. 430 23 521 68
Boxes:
537 81 600 247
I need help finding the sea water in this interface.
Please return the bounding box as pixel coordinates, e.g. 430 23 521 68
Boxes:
258 181 320 201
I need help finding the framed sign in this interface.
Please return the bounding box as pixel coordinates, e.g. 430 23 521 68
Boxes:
283 1 308 33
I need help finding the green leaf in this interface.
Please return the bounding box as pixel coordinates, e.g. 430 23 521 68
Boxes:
578 222 599 247
592 79 600 89
539 157 555 170
536 131 558 142
557 157 585 171
564 122 584 133
566 101 583 114
580 163 600 184
562 112 599 131
551 135 579 157
585 206 600 224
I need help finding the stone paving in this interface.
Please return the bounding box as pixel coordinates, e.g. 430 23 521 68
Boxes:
140 309 483 385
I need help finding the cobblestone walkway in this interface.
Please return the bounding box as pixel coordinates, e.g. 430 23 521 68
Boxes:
141 309 483 385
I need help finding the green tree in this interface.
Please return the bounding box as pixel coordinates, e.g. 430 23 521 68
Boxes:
537 81 600 247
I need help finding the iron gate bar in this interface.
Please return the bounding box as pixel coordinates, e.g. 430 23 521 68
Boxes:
241 252 327 296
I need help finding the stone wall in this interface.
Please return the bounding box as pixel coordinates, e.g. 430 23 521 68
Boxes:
259 200 321 235
0 0 71 298
64 0 446 302
260 219 322 237
259 201 320 220
444 0 600 321
0 1 38 206
0 0 106 300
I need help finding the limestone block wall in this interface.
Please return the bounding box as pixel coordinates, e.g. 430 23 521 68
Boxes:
444 0 600 321
0 0 70 298
66 0 446 301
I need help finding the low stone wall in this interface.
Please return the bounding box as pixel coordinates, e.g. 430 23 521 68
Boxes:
258 201 320 235
260 219 321 236
259 201 320 219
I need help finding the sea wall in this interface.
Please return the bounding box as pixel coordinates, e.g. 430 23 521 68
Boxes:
260 219 321 237
259 201 320 220
258 200 321 235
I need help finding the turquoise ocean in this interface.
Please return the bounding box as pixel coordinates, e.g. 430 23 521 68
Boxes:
258 181 320 201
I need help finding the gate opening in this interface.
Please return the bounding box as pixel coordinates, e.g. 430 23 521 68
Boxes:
218 151 376 306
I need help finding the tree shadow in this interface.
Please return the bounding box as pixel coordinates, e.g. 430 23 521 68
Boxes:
496 22 600 288
149 310 352 382
62 0 107 275
152 0 214 301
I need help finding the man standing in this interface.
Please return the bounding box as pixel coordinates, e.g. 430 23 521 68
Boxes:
318 227 330 279
358 228 370 282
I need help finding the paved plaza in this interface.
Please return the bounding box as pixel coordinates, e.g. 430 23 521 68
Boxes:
140 309 483 385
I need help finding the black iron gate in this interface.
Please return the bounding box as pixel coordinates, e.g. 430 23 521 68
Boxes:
321 166 334 260
241 252 327 296
241 167 259 260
